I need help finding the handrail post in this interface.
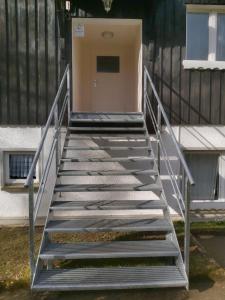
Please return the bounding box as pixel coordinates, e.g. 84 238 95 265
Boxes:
143 69 147 119
28 180 35 279
54 104 59 173
67 66 71 126
184 176 191 277
157 104 161 171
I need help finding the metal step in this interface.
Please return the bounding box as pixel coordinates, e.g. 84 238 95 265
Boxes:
45 217 171 233
40 240 179 260
70 112 144 125
70 118 144 124
33 266 187 291
70 117 144 127
66 135 148 140
68 127 145 133
50 199 166 211
70 112 143 120
61 156 154 163
54 183 162 192
63 146 150 151
58 169 158 176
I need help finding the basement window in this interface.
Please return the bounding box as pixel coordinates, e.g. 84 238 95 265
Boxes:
3 152 38 186
183 5 225 69
186 152 222 201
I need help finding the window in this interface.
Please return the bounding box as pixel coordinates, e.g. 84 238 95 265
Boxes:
186 152 219 200
97 56 120 73
185 152 225 203
186 13 209 60
3 152 38 186
184 5 225 69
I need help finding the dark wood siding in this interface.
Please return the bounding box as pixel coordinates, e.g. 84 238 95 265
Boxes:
0 0 63 125
1 0 225 125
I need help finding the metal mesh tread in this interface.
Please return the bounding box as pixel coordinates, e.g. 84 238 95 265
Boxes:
33 266 187 291
70 112 144 121
66 135 148 140
61 156 154 163
63 146 149 151
54 183 162 192
50 199 166 211
45 217 171 233
58 169 158 176
40 240 179 260
68 127 145 132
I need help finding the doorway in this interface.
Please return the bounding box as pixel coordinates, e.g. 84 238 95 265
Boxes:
72 18 142 113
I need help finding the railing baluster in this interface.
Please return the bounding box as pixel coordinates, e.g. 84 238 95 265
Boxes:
54 104 59 173
143 70 147 119
28 179 35 278
67 67 71 126
184 176 191 277
157 104 161 171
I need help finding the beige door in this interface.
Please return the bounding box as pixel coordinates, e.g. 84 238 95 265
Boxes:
72 18 143 113
90 47 129 112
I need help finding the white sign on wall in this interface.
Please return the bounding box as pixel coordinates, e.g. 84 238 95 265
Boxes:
74 24 85 37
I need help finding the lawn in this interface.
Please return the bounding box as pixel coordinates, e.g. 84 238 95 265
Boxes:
0 222 225 291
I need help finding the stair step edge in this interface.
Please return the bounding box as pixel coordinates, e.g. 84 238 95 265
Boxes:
32 266 187 291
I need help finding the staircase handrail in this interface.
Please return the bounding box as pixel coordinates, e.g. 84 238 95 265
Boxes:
24 64 70 279
143 65 194 276
144 66 194 186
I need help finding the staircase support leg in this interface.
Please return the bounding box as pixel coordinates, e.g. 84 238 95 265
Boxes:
28 182 35 279
184 177 190 277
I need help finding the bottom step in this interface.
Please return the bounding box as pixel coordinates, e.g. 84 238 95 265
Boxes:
33 266 187 291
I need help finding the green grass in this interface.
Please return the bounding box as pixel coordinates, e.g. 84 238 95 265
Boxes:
175 220 225 235
0 222 225 291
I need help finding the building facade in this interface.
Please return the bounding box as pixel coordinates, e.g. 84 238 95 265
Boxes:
1 0 225 224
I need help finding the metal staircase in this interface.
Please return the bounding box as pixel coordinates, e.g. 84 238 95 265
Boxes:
25 65 194 291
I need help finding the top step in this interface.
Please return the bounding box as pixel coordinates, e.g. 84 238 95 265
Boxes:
70 112 144 128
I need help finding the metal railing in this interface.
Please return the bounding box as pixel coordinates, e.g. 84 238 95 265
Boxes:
24 64 70 279
143 66 195 276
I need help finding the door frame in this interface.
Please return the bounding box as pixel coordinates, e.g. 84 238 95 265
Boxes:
71 18 143 112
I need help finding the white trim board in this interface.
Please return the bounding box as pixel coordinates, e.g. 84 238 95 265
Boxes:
183 60 225 70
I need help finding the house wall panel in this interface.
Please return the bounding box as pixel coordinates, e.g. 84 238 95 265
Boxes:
0 0 60 126
1 0 225 125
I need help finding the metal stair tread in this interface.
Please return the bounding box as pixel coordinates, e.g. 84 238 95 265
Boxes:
70 118 144 124
58 169 158 176
68 127 145 132
63 146 150 151
60 156 155 162
54 183 162 192
32 266 187 291
45 217 171 233
50 199 166 210
70 112 144 121
66 135 148 140
40 240 179 259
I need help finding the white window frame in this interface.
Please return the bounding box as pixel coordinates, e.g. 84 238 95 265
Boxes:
183 5 225 69
2 150 39 186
